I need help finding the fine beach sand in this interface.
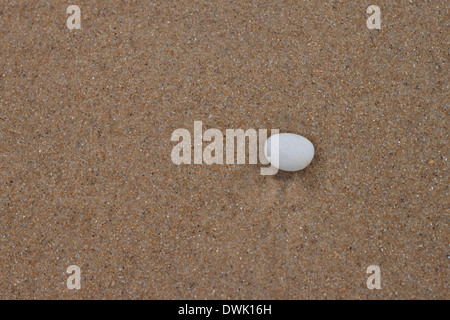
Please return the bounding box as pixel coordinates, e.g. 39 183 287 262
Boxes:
0 1 448 299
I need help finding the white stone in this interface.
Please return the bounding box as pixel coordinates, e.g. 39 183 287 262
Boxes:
264 133 314 172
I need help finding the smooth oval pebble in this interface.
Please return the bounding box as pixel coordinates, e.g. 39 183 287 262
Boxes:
264 133 314 172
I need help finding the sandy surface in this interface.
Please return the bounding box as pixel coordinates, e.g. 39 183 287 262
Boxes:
0 1 448 299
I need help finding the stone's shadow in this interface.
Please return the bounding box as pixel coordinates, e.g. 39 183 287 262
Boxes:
256 166 309 182
272 169 307 181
